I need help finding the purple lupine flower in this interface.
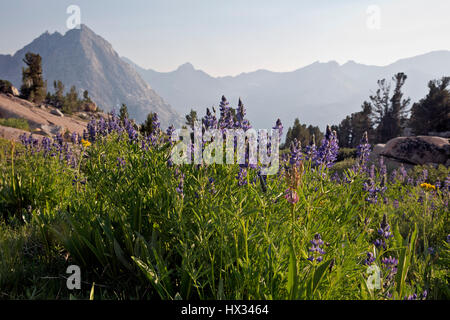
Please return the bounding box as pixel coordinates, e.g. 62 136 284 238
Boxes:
308 233 326 262
304 134 317 161
363 180 385 204
166 125 175 145
176 174 184 197
208 177 216 194
364 252 375 266
398 165 407 182
41 137 52 156
289 139 302 166
356 131 371 170
71 132 79 144
374 214 393 250
124 119 138 142
272 118 283 140
393 199 399 209
381 256 398 268
435 179 441 189
87 119 97 142
378 214 393 239
236 167 247 186
315 125 339 168
202 107 218 130
390 169 397 183
218 95 234 130
405 293 418 300
444 176 450 191
284 188 299 204
152 113 160 133
235 98 246 128
382 255 398 284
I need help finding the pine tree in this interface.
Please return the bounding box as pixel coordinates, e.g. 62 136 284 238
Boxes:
83 90 92 103
51 80 65 108
62 85 80 114
185 109 198 129
119 103 129 122
369 73 410 143
20 52 46 103
410 77 450 135
284 118 323 148
140 112 158 136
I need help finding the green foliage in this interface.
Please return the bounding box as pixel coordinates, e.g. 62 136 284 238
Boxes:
409 77 450 135
334 102 374 148
409 164 450 184
140 111 157 136
336 148 356 162
0 79 13 94
369 73 411 143
119 104 129 123
284 118 323 148
185 109 198 129
0 131 448 300
0 118 30 131
20 52 46 104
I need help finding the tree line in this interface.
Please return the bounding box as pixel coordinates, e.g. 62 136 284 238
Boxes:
2 51 96 114
285 72 450 149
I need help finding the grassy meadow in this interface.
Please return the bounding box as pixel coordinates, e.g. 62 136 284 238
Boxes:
0 111 448 300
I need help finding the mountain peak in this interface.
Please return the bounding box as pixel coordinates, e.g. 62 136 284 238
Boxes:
177 62 195 71
1 25 180 127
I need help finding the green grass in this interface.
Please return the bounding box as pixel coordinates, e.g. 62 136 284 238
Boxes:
0 118 30 131
0 130 448 300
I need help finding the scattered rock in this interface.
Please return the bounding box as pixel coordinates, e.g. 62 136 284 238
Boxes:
50 109 64 117
10 86 19 96
0 80 19 96
39 124 62 136
380 136 450 166
78 112 88 119
372 144 385 158
83 101 97 112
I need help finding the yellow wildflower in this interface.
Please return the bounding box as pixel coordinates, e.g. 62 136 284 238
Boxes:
81 139 91 148
420 183 436 191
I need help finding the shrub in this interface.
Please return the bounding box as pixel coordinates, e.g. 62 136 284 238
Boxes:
0 118 30 131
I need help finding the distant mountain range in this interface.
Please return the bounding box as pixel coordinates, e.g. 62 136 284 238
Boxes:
123 51 450 130
0 25 181 127
1 24 449 131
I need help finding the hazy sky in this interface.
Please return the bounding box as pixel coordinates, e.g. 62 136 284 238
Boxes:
1 0 449 76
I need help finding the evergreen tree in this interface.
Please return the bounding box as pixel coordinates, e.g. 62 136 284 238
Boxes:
410 77 450 134
334 102 374 148
50 80 65 108
119 103 129 122
369 73 410 142
284 118 323 148
62 85 80 114
20 52 46 103
140 112 158 136
185 109 198 129
83 90 92 103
